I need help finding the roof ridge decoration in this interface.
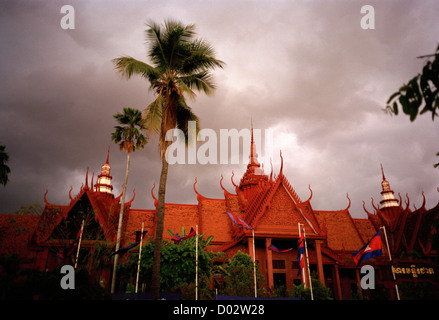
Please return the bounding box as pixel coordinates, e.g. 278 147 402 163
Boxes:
43 189 52 207
115 186 123 202
345 193 351 210
193 177 212 201
231 171 238 188
151 183 158 207
84 167 89 190
220 174 235 197
125 189 136 207
68 186 73 203
303 185 313 203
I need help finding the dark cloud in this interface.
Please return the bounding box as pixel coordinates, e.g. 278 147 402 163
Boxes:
0 0 438 218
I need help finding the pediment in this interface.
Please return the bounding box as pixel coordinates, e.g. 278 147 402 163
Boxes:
254 181 320 237
49 193 106 241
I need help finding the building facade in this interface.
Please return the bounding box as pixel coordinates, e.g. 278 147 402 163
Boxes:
1 134 438 299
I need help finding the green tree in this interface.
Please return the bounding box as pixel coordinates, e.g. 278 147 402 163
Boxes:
219 251 264 297
110 107 147 293
385 44 439 168
112 19 224 299
121 230 217 296
0 144 10 186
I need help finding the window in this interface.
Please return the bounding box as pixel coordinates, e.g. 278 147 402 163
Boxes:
273 260 285 269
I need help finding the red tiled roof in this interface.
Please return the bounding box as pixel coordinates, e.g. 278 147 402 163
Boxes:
0 214 40 257
314 209 365 251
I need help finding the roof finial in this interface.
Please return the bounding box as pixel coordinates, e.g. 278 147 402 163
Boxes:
106 145 110 164
84 167 89 190
381 163 386 181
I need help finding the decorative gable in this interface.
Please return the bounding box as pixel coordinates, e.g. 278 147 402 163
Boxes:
255 181 320 237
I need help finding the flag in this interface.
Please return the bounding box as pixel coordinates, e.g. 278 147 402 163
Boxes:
222 211 252 229
171 227 197 244
55 251 64 260
352 230 383 265
64 227 82 257
268 244 293 254
113 240 141 257
297 229 305 276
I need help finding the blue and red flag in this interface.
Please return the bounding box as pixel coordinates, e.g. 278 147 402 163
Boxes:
171 227 197 244
297 229 305 276
352 230 383 265
222 211 252 229
64 227 82 257
113 240 141 257
268 244 293 254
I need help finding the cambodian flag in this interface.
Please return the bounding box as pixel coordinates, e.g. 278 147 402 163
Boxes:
113 240 141 257
297 229 305 276
352 230 383 265
268 244 293 254
64 227 82 257
171 227 196 244
222 211 252 229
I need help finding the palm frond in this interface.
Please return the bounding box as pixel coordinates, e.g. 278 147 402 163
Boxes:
111 108 148 153
179 71 217 96
175 97 200 146
143 96 163 136
112 56 160 84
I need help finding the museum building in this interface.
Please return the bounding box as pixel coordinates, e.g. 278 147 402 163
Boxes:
1 131 438 299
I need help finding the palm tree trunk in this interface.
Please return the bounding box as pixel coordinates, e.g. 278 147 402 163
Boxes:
110 151 131 294
151 150 169 300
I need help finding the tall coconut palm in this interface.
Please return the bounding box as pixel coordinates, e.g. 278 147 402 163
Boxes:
110 107 147 294
113 19 224 299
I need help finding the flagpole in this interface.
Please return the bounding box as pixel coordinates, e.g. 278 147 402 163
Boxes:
74 219 85 269
298 223 305 285
135 222 144 294
381 226 400 300
252 228 257 298
195 224 199 301
302 225 314 300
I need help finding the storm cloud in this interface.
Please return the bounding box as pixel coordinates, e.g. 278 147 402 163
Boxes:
1 0 438 218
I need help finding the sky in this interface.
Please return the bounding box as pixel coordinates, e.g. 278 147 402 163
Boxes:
0 0 438 218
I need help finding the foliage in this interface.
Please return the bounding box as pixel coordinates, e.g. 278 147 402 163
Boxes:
111 107 148 153
112 19 224 157
0 144 10 187
0 254 110 300
113 18 224 299
385 44 439 168
386 44 439 122
121 231 219 293
218 251 265 297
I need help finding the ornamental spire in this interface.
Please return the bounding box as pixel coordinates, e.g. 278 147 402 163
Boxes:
239 121 268 196
379 164 399 208
247 121 261 172
94 146 113 195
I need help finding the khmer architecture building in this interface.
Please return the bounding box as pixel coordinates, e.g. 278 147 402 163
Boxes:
1 132 438 299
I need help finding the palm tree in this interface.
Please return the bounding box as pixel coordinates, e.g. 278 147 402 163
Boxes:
110 107 147 294
0 144 10 187
113 19 224 299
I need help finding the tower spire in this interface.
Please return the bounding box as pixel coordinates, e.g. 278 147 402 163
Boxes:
239 120 268 196
94 147 114 195
106 145 110 164
379 164 399 208
248 122 260 170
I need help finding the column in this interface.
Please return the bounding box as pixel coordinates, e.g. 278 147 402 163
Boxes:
334 264 342 300
315 240 325 285
355 268 363 299
265 238 273 289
